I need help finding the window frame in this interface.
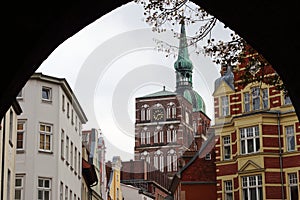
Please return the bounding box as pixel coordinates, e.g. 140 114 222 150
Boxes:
242 174 263 200
221 95 229 116
17 120 26 151
37 177 51 200
286 125 295 152
240 126 260 155
41 86 52 102
15 175 25 200
288 173 299 200
223 136 231 160
39 123 53 152
224 180 233 200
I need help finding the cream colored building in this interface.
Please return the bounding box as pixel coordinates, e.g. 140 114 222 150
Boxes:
107 156 122 200
0 100 22 200
15 72 88 200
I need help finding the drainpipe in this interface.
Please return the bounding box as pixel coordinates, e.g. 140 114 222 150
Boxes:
277 111 284 200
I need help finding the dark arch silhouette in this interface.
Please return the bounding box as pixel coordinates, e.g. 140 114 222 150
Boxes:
2 0 299 120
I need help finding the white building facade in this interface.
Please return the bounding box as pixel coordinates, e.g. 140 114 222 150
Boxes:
15 72 88 200
0 101 22 200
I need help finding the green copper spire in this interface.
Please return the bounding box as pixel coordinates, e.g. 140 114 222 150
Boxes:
174 20 193 88
173 20 206 113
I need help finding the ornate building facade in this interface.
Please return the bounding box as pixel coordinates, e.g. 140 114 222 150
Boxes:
212 47 300 200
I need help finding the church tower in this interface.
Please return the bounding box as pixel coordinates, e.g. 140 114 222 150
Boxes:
134 21 211 179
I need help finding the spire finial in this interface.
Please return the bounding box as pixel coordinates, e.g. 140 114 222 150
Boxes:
163 86 165 91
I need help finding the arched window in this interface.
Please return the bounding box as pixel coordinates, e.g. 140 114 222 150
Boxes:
167 149 177 172
140 151 150 164
167 125 177 143
154 150 164 172
154 126 161 144
141 104 150 121
167 102 176 119
140 127 148 145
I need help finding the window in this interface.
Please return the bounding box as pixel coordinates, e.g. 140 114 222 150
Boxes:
74 147 77 173
159 129 164 143
146 131 150 144
288 173 299 200
78 152 81 178
62 95 65 111
167 126 177 143
244 92 250 112
224 180 233 200
71 109 74 124
286 125 295 152
154 130 158 143
252 87 260 111
284 94 292 105
223 136 231 160
65 186 68 200
38 178 51 200
167 149 177 172
69 190 72 200
60 182 63 200
42 87 52 101
159 153 164 172
75 116 78 131
61 130 64 159
240 126 260 154
205 153 211 160
262 88 268 109
17 120 26 151
39 124 52 152
141 104 150 121
167 102 176 119
7 169 11 200
221 96 229 116
67 103 70 118
140 131 145 145
70 142 73 169
140 151 150 164
66 136 69 164
242 175 263 200
15 175 24 200
154 150 164 172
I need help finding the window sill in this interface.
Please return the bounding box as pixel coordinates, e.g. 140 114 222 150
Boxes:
41 99 52 104
38 150 53 154
16 149 25 154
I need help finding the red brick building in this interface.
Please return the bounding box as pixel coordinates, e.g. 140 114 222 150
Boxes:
134 21 211 181
169 132 218 200
212 46 300 200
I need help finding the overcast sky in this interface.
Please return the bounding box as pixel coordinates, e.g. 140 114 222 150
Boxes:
36 1 234 161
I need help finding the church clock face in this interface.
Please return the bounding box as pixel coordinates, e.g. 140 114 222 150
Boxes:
153 108 164 121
